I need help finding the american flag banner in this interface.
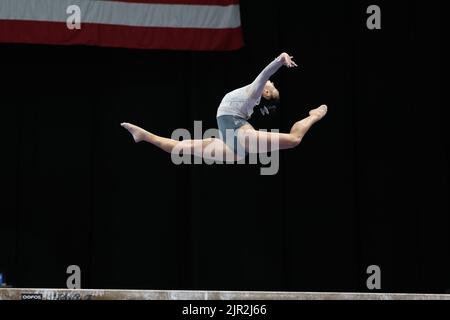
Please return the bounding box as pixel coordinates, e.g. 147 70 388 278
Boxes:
0 0 244 51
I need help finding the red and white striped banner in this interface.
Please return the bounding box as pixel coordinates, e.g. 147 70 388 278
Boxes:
0 0 244 51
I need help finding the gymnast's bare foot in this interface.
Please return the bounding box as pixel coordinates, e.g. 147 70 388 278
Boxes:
309 104 328 121
121 123 149 143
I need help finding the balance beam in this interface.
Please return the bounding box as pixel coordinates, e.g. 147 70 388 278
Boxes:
1 288 450 300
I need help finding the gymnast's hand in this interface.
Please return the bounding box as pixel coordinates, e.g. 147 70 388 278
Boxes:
280 52 298 68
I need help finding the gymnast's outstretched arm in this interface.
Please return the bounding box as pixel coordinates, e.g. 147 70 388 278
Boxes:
248 52 298 99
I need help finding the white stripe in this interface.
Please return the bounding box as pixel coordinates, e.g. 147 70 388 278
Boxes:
0 0 241 29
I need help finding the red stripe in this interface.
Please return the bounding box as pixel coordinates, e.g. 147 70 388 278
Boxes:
0 20 244 51
107 0 239 5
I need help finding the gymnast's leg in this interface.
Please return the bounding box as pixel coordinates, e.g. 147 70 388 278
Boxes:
120 123 240 161
237 104 328 153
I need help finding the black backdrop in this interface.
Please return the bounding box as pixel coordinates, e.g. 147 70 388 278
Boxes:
0 0 447 293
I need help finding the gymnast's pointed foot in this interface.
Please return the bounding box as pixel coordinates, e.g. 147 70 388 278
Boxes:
121 122 149 143
309 104 328 120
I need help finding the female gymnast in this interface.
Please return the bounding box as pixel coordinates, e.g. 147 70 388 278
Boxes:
121 52 327 161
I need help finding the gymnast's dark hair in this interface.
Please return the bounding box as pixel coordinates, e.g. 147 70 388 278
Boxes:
258 96 280 116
